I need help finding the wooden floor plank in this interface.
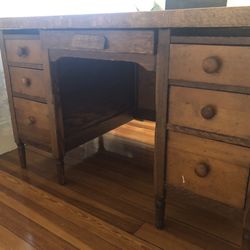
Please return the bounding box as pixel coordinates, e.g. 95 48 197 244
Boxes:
109 120 155 146
83 153 153 194
0 156 144 233
0 152 153 228
0 169 160 250
0 224 35 250
136 223 202 250
68 162 154 213
0 185 108 250
0 201 77 250
135 223 239 250
165 202 243 246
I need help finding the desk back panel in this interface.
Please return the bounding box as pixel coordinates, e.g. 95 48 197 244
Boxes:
53 57 136 150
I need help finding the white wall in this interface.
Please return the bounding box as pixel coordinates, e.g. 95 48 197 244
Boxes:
0 52 16 154
227 0 250 6
0 0 164 17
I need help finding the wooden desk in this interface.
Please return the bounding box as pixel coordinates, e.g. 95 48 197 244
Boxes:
1 7 250 246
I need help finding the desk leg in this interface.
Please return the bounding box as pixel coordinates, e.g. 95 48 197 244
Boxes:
56 159 65 185
40 35 66 186
155 196 165 229
17 142 26 169
244 230 250 241
244 185 250 242
243 227 250 249
98 136 106 153
154 29 171 229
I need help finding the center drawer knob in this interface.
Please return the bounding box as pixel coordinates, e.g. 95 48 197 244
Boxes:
202 56 221 74
21 77 31 87
201 105 217 120
195 163 210 178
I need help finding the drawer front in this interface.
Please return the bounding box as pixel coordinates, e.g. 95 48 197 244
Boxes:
10 67 46 100
169 44 250 88
13 97 51 150
5 38 42 64
42 30 155 55
169 86 250 140
167 131 250 208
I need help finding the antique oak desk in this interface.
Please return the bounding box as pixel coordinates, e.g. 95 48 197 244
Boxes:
1 7 250 246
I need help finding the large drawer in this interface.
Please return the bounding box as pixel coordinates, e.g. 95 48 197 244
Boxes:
42 30 155 55
10 67 46 101
169 44 250 88
169 86 250 140
13 97 51 151
5 37 42 64
167 131 250 209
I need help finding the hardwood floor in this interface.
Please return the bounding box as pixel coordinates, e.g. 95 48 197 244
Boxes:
0 120 248 249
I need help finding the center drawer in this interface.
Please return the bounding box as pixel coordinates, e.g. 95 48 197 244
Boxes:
167 131 250 209
41 30 155 55
13 97 51 151
169 86 250 140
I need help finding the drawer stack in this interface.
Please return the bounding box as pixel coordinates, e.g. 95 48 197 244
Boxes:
3 34 51 152
167 42 250 211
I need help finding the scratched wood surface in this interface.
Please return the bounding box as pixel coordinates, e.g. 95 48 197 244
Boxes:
0 7 250 29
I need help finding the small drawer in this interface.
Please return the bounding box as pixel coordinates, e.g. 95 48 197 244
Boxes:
13 97 51 151
167 131 250 209
42 30 155 55
169 44 250 88
10 67 46 101
5 37 42 64
169 86 250 140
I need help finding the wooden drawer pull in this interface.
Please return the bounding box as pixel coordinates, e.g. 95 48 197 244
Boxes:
194 163 210 178
27 116 36 125
72 34 106 50
200 105 217 120
21 77 31 87
202 56 221 74
17 46 29 57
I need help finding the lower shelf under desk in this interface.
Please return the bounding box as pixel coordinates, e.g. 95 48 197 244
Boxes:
64 109 133 151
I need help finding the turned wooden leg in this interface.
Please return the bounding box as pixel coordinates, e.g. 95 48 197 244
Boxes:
98 135 106 153
154 29 170 230
243 185 250 244
17 142 26 169
56 159 65 185
244 230 250 241
155 196 165 229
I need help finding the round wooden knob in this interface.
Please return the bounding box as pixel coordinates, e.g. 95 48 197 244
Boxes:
27 116 36 125
202 56 221 74
201 105 216 120
17 47 29 57
21 77 31 87
194 163 210 178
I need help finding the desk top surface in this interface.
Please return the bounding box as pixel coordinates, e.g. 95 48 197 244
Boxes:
0 7 250 30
